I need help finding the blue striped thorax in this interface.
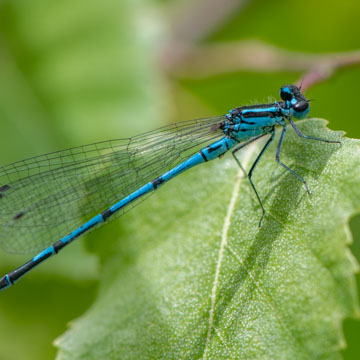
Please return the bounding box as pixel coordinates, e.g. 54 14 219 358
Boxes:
222 84 310 142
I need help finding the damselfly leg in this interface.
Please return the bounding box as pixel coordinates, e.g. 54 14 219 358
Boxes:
232 130 275 227
288 118 342 145
276 122 311 195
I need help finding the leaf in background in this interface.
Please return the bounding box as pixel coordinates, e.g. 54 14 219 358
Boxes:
56 119 360 359
0 0 165 151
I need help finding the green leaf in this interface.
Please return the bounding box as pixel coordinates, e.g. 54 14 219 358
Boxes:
56 119 359 359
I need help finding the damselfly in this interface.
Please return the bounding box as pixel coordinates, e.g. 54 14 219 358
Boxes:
0 85 340 291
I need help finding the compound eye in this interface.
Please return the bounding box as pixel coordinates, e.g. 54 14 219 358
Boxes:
293 100 309 112
280 87 292 101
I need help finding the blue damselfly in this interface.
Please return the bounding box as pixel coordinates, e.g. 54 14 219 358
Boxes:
0 85 340 291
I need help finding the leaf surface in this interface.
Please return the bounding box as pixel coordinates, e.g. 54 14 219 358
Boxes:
57 119 360 360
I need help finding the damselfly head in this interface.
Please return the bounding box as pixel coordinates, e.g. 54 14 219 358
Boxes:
280 84 310 119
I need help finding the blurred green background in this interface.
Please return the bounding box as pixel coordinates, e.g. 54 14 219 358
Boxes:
0 0 359 359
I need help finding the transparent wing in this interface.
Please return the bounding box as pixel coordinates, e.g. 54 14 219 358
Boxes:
0 116 226 253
